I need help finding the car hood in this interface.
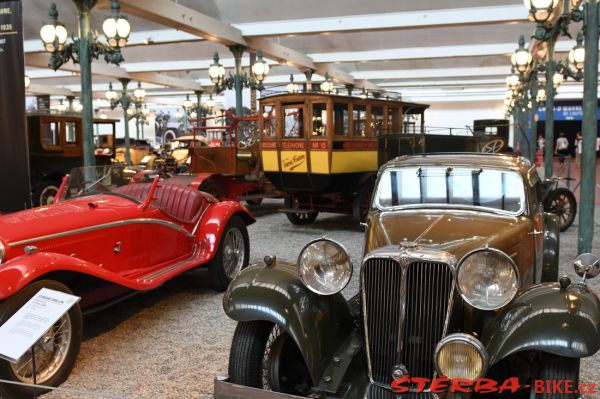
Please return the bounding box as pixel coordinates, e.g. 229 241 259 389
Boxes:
0 196 128 247
366 209 530 261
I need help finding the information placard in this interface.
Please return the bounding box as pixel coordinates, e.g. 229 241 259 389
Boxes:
0 288 80 363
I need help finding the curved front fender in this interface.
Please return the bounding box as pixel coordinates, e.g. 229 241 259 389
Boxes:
483 282 600 365
223 260 354 385
199 201 255 262
542 213 560 282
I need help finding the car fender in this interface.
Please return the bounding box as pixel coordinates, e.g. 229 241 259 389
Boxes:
482 282 600 365
223 260 354 385
188 173 226 191
542 212 560 282
0 252 140 300
198 201 255 262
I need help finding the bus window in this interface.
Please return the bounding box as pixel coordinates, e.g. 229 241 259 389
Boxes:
387 107 400 133
371 106 384 136
65 122 78 144
353 104 367 137
42 121 61 150
333 102 349 136
284 106 303 138
262 105 277 138
312 103 327 137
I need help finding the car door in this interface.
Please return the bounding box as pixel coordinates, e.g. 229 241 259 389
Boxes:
530 181 544 283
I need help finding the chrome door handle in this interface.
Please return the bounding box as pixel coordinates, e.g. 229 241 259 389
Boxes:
113 241 122 254
529 230 543 236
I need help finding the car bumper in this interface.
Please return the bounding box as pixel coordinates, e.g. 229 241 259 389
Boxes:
214 376 440 399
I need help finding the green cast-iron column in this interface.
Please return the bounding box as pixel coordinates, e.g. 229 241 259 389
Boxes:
229 45 245 117
578 0 599 254
529 78 538 161
544 40 556 178
75 0 97 168
119 78 131 165
195 90 203 127
514 106 521 152
249 52 257 114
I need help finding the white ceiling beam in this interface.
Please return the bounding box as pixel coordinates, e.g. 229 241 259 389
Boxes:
245 37 315 71
235 5 528 37
351 66 513 80
25 53 132 80
27 84 75 96
314 63 355 85
97 0 246 46
129 72 206 91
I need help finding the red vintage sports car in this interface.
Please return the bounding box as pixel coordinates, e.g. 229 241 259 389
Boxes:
0 166 254 398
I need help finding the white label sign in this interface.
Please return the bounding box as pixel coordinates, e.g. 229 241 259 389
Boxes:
0 288 80 363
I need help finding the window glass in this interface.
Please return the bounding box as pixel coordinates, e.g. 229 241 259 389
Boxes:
262 105 277 138
42 122 61 147
65 122 77 144
353 104 367 137
312 103 327 137
283 106 303 138
387 107 400 133
376 166 525 214
333 102 349 136
371 106 384 136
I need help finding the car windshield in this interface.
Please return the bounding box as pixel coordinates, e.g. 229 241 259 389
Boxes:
60 165 148 202
375 166 526 215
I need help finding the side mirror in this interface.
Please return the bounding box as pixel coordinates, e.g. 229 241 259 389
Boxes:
573 253 600 280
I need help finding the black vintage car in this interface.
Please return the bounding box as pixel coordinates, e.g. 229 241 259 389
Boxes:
215 153 600 399
27 113 117 206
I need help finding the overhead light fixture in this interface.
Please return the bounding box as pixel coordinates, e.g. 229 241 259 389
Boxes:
133 81 146 101
523 0 559 23
569 31 585 72
511 35 532 73
102 0 131 48
205 94 216 109
286 74 299 94
321 73 334 94
105 82 118 101
208 53 226 85
251 49 269 82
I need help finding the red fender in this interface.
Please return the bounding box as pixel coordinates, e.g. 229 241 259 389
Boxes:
188 173 226 191
196 200 255 262
0 252 141 300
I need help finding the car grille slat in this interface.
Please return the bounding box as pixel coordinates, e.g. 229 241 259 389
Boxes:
363 257 454 384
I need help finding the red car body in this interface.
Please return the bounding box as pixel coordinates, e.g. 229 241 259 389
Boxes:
0 182 254 303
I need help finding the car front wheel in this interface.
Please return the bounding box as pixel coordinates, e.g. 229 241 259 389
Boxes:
0 280 82 399
228 321 313 397
529 352 580 399
208 215 249 291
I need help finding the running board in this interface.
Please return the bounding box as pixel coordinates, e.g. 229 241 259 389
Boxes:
278 208 314 214
136 256 199 284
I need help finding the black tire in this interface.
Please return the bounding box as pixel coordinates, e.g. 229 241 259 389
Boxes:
530 353 579 399
544 188 577 232
33 179 61 207
284 197 318 225
208 215 249 292
199 179 226 200
228 322 312 396
0 280 82 399
353 180 375 223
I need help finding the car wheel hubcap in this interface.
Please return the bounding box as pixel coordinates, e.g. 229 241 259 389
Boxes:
223 228 244 278
40 185 59 206
10 314 72 384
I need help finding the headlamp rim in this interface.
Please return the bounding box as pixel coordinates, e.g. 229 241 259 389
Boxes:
456 247 520 310
297 238 353 296
434 332 489 380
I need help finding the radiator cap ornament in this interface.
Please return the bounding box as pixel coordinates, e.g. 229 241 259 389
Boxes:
399 240 418 249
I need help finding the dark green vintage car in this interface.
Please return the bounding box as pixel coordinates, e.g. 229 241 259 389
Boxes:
216 153 600 399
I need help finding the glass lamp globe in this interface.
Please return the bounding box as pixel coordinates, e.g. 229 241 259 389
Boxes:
54 24 67 48
537 87 547 102
506 74 521 91
142 107 150 116
74 102 83 112
190 111 198 119
569 45 585 71
116 18 131 40
127 108 134 116
102 18 118 39
252 58 269 82
105 87 118 101
134 85 146 101
40 24 57 51
24 76 30 90
553 72 563 88
205 96 216 109
209 53 225 84
511 49 532 73
100 114 108 120
183 96 193 109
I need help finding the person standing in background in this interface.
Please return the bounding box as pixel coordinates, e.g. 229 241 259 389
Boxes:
537 134 545 152
555 132 569 164
596 135 600 157
576 132 583 169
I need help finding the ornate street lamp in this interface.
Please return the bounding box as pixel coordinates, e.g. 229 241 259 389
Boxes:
251 49 269 83
286 74 299 94
506 72 521 91
39 0 131 169
183 95 194 110
321 73 334 94
209 53 226 85
523 0 558 23
536 85 547 104
360 89 368 99
205 95 216 109
552 71 563 88
105 83 118 102
56 99 67 113
106 79 138 164
569 31 585 72
133 81 146 102
511 35 532 73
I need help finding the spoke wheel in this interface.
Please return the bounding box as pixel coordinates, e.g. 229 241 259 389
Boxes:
0 280 82 399
529 352 579 399
284 197 318 225
40 185 59 206
208 215 249 291
482 139 505 153
544 188 577 232
199 179 225 199
222 228 245 279
353 180 375 223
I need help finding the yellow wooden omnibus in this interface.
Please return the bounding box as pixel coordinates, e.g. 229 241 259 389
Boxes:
258 93 428 224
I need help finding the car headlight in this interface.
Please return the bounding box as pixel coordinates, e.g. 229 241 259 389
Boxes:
298 238 353 295
0 241 5 263
456 248 519 310
435 333 488 380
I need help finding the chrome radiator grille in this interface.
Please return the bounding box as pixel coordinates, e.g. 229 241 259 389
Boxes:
362 257 454 384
